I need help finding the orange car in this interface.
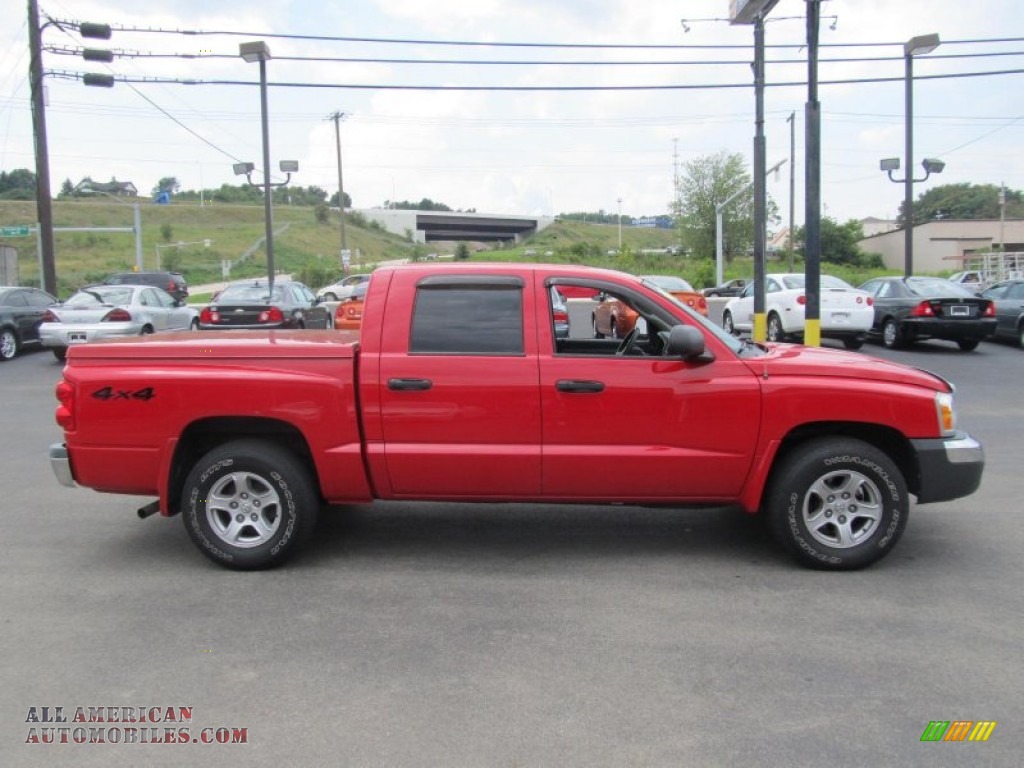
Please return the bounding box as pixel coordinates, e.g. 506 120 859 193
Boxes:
592 275 708 338
640 275 709 317
334 283 367 331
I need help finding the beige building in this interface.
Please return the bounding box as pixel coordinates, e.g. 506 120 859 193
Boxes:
858 218 1024 273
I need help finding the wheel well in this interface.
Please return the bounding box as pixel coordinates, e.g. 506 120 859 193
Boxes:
167 417 320 515
770 421 920 497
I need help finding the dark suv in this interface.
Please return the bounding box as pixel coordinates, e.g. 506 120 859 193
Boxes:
103 271 188 302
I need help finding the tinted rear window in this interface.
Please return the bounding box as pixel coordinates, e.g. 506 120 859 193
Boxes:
410 282 523 355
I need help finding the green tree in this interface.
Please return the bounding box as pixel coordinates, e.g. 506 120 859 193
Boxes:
58 178 75 198
160 223 174 243
903 182 1023 226
0 168 37 200
314 203 329 224
794 217 866 265
455 242 470 260
152 176 180 197
328 190 352 208
676 152 754 262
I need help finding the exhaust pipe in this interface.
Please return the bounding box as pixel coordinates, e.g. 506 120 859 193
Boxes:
137 501 160 519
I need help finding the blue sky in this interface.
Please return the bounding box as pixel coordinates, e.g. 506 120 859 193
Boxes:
1 0 1021 228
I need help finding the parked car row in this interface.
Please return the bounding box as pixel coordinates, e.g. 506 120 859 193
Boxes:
718 274 1011 352
3 270 1023 362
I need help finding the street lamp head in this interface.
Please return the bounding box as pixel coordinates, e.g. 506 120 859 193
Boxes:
729 0 781 24
233 162 255 176
905 33 940 57
880 158 901 172
922 158 945 174
239 41 271 63
279 160 299 173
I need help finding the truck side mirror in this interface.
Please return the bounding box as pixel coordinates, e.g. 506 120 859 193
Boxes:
665 325 713 362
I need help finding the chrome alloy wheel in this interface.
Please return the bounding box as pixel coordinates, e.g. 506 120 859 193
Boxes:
205 471 282 549
801 469 883 549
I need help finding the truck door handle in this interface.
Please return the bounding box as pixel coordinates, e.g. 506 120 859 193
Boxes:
388 378 433 391
556 379 605 393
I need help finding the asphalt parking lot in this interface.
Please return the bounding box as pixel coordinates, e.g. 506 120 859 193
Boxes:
1 337 1021 767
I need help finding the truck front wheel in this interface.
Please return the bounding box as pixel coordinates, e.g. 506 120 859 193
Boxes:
765 437 908 570
181 439 318 570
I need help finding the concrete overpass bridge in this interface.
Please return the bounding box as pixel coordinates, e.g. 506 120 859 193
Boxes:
358 209 555 244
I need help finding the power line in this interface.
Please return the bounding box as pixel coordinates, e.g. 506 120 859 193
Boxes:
55 22 1023 52
43 67 1024 92
40 45 1024 67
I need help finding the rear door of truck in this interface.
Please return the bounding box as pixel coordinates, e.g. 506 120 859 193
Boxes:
370 270 542 498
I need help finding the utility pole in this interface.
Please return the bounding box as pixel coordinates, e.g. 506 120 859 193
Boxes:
787 111 796 271
804 0 822 347
28 0 56 295
327 111 348 268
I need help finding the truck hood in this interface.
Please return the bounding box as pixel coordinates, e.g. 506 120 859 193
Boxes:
749 342 951 392
65 330 358 361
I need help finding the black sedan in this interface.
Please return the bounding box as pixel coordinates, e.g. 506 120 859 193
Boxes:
199 279 332 330
0 286 57 361
857 276 997 351
980 278 1024 348
702 278 749 298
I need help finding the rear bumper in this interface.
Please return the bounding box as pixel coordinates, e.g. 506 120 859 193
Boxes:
911 432 984 503
901 317 997 341
49 443 76 487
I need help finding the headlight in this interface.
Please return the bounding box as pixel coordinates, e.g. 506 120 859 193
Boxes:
935 392 956 436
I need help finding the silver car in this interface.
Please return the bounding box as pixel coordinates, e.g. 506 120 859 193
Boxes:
40 284 198 361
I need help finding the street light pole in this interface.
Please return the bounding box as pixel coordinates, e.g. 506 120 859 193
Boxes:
617 198 623 250
901 33 941 276
240 41 277 292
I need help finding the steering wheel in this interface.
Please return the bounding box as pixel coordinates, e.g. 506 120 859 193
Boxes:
615 326 642 356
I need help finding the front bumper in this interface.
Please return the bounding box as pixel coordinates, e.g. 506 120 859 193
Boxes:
911 432 984 503
49 443 76 487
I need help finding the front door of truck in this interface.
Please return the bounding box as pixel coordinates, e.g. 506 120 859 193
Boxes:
375 273 542 498
538 278 761 501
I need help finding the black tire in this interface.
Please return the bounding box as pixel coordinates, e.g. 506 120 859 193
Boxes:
767 312 785 342
591 315 605 339
842 337 864 350
722 311 735 336
53 347 67 362
882 318 903 349
189 318 199 331
181 439 319 570
957 338 980 352
0 328 18 361
323 292 337 302
765 437 909 570
610 320 620 340
140 325 154 336
1018 322 1024 349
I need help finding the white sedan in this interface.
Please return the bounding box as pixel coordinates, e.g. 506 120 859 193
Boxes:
722 273 874 349
39 284 198 361
316 273 371 302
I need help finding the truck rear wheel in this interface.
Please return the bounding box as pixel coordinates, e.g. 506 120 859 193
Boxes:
765 437 908 570
181 439 318 570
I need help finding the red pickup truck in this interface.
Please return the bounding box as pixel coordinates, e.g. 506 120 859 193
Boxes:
50 263 984 571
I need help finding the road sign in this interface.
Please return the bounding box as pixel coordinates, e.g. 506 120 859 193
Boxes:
0 226 32 237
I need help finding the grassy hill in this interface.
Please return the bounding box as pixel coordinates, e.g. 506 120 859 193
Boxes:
0 198 417 295
3 199 833 295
